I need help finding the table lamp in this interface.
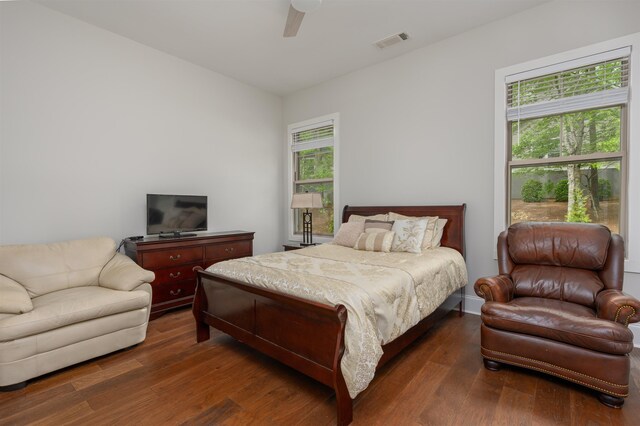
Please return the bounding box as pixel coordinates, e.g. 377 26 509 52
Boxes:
291 192 323 246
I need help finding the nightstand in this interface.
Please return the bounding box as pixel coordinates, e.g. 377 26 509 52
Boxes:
283 243 315 251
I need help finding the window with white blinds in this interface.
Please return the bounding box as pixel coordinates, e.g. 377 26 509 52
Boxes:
507 47 630 122
291 124 334 148
504 47 630 236
288 114 339 240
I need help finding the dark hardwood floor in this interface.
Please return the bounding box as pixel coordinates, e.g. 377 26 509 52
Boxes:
0 309 638 425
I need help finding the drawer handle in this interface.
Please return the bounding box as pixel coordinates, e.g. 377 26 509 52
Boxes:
169 272 181 279
225 247 235 253
169 254 182 261
169 289 182 296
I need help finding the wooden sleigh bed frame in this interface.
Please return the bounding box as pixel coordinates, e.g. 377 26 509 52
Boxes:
192 204 466 425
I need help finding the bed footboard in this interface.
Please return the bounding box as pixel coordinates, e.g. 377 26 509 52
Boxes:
192 267 353 425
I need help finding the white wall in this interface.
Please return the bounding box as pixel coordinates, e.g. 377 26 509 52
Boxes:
0 1 283 254
282 0 640 323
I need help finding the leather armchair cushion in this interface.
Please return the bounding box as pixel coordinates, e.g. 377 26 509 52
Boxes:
511 265 603 307
0 286 150 342
507 222 611 270
0 237 116 298
481 297 634 355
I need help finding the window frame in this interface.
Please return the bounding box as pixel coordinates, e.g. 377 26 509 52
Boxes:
286 113 340 244
494 33 640 272
506 107 627 237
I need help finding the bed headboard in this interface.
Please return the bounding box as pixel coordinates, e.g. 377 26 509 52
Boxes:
341 204 466 257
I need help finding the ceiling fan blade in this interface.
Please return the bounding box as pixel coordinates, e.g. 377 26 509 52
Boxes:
283 4 305 37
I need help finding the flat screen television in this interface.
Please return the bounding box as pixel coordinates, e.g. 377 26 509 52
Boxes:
146 194 208 238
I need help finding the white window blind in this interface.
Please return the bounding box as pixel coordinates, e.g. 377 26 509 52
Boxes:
291 122 334 153
506 50 630 122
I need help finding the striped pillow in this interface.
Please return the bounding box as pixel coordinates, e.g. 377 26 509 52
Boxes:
364 219 394 233
348 214 389 223
354 231 395 252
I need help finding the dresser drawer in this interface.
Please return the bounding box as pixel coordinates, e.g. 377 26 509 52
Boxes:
205 241 252 261
142 247 203 269
152 264 199 286
152 281 196 305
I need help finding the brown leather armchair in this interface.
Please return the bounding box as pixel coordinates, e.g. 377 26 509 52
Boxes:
475 222 640 407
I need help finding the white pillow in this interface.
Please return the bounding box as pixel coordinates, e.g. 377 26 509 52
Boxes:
432 218 448 247
388 212 438 249
354 231 395 252
391 219 428 254
333 222 365 247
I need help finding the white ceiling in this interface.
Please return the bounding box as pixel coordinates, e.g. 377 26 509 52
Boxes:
38 0 546 95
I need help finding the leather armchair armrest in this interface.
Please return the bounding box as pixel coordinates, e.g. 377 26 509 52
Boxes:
99 253 155 292
0 274 33 314
474 275 514 303
596 289 640 326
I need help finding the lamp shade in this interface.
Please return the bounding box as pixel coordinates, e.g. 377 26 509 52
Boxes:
291 0 322 13
291 192 323 209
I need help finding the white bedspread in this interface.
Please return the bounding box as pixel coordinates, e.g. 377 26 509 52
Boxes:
206 244 467 398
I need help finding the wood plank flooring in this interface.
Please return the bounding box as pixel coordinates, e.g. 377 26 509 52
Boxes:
0 309 638 425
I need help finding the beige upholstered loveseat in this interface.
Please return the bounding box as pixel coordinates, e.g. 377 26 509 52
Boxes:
0 237 154 390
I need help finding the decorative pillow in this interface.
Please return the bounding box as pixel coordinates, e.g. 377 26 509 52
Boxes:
432 218 448 247
348 213 388 223
388 212 438 249
391 219 428 254
354 231 395 252
333 222 365 247
364 219 394 233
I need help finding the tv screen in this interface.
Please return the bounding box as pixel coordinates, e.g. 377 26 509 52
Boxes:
146 194 208 235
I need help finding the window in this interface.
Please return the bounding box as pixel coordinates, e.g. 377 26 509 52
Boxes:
495 33 640 272
507 50 629 234
287 113 339 242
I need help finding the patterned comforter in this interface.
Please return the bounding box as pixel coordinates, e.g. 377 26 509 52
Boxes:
206 244 467 398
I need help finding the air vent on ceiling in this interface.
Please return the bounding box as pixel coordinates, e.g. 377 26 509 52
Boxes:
374 32 409 49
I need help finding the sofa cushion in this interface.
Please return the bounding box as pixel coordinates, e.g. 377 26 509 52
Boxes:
99 253 155 292
0 286 150 342
481 297 634 355
0 308 149 364
0 275 33 314
0 237 116 297
507 222 611 270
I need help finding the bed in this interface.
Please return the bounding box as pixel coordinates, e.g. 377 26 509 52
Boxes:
192 204 467 425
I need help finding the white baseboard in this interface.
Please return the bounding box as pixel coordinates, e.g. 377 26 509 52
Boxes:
463 295 640 348
463 294 484 316
630 324 640 348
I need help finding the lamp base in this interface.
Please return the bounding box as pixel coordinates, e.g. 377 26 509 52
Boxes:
299 242 317 247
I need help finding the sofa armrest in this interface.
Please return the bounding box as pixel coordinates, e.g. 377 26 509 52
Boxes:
596 289 640 326
474 275 514 303
0 274 33 314
99 253 155 292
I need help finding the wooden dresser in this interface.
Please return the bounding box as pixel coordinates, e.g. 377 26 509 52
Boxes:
124 231 254 319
